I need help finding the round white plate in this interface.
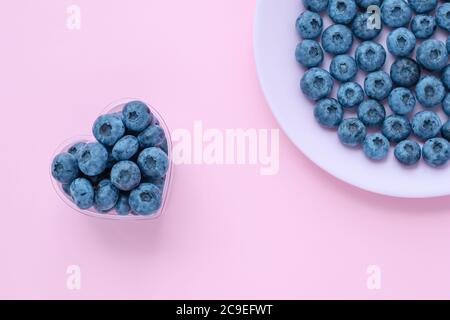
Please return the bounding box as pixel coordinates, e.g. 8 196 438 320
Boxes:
254 0 450 198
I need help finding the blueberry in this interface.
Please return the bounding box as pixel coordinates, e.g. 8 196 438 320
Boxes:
92 114 125 147
411 15 436 39
364 71 392 101
423 138 450 167
115 193 131 216
408 0 437 14
441 120 450 141
381 115 411 142
388 87 416 115
129 183 162 215
328 0 357 24
355 41 386 72
137 147 169 178
51 153 79 184
416 40 448 71
441 65 450 90
76 142 108 176
338 118 367 147
321 24 353 55
110 160 142 191
386 28 416 57
295 40 324 67
352 12 382 40
62 183 71 196
443 93 450 117
329 55 357 82
112 135 139 161
94 179 119 212
363 133 390 160
411 111 442 140
380 0 412 28
415 76 445 108
137 125 166 150
68 142 86 158
355 0 381 9
302 0 329 12
69 178 94 210
390 58 421 87
296 11 323 39
337 82 364 108
300 67 334 101
447 36 450 54
143 176 166 191
122 101 153 132
357 99 386 126
313 98 344 128
436 3 450 32
394 140 422 165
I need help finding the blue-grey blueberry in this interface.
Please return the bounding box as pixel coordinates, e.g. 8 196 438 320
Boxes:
122 100 153 132
388 87 416 115
390 58 421 87
394 140 422 165
112 135 139 161
313 98 344 128
352 12 382 40
338 118 367 147
328 0 357 24
329 55 357 82
416 39 448 71
411 15 436 39
381 115 411 142
415 76 445 108
386 28 416 57
436 3 450 32
411 111 442 140
381 0 412 28
295 40 324 67
321 24 353 55
363 133 390 161
94 179 119 212
115 193 131 216
364 71 392 101
92 114 125 147
51 153 79 184
137 147 169 178
337 82 364 108
357 99 386 126
76 142 108 176
296 11 323 39
423 138 450 167
129 183 162 215
300 67 334 101
110 160 142 191
69 178 94 210
355 41 386 72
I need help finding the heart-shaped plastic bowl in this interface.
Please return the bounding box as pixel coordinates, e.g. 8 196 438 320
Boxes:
50 98 172 220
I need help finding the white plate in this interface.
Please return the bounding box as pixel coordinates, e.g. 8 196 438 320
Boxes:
254 0 450 198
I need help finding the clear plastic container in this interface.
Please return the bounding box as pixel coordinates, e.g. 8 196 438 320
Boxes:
50 98 172 220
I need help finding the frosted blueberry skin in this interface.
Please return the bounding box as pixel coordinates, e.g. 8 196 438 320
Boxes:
447 36 450 54
381 115 411 142
380 0 412 28
76 142 109 176
390 58 421 87
352 12 382 40
423 138 450 167
363 133 390 161
138 125 166 149
441 120 450 141
338 118 367 147
394 140 422 166
355 0 381 9
94 179 119 212
112 135 139 161
355 41 386 72
321 24 353 55
300 67 334 101
69 178 94 210
386 28 416 57
137 147 169 179
416 40 448 71
441 65 450 90
110 160 142 191
436 3 450 32
68 142 86 159
337 82 364 108
295 40 324 67
296 11 323 39
442 93 450 117
409 0 437 14
122 101 153 132
143 176 166 191
388 87 416 115
129 183 162 215
92 114 125 147
115 193 131 216
411 15 436 39
51 153 79 184
62 183 71 196
364 71 393 101
313 98 344 128
415 76 446 108
302 0 329 13
329 55 357 82
328 0 357 24
411 111 442 140
357 99 386 127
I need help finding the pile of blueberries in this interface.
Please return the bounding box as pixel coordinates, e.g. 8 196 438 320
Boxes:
296 0 450 167
51 101 169 216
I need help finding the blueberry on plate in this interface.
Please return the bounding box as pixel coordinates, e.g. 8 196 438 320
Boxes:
352 12 382 40
381 0 412 28
441 121 450 141
381 115 411 143
68 142 86 158
115 193 131 216
415 76 445 108
321 24 353 55
388 87 416 115
390 58 421 88
137 147 169 178
51 153 79 184
112 135 140 161
411 111 442 140
394 140 422 166
302 0 329 13
122 100 153 132
110 160 142 191
295 40 324 68
441 65 450 90
76 142 109 176
423 138 450 167
416 40 448 71
138 125 166 149
328 0 357 24
357 99 386 127
313 98 344 128
386 28 416 57
337 82 364 108
338 118 367 147
436 3 450 32
296 11 323 39
300 67 334 101
329 55 357 82
364 71 392 101
92 114 125 147
442 93 450 117
129 183 162 215
69 178 94 209
408 0 437 14
363 133 389 161
94 179 119 212
355 41 386 72
411 15 436 39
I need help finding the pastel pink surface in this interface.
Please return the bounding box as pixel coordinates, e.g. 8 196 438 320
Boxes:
1 0 450 299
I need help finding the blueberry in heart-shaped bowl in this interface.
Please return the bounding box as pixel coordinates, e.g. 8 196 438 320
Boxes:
50 98 172 220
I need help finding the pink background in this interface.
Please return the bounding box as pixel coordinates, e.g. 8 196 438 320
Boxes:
2 0 450 299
